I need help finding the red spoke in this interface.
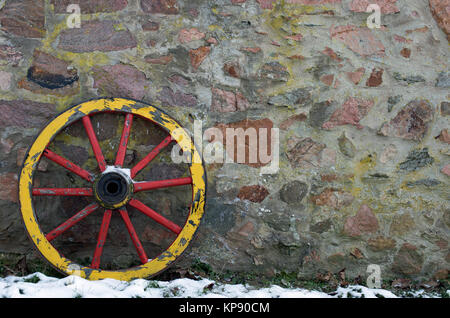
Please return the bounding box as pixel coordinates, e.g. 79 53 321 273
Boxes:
46 203 99 242
91 209 112 269
128 199 182 235
33 188 93 196
115 113 133 167
133 177 192 193
82 115 107 172
43 149 95 183
130 135 174 179
119 208 148 264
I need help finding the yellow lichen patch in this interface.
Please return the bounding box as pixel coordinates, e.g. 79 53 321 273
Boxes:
347 154 377 199
355 154 377 176
208 24 222 32
55 51 111 73
41 20 69 50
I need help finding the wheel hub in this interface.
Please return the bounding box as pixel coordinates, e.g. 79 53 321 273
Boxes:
93 168 133 209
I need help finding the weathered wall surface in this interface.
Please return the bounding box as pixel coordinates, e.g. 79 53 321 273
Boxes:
0 0 449 281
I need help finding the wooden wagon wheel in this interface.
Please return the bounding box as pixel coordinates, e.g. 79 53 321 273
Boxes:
18 98 206 281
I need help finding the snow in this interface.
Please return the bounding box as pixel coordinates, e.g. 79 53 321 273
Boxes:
1 272 446 298
102 165 131 178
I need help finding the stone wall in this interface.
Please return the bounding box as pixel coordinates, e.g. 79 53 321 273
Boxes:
0 0 449 281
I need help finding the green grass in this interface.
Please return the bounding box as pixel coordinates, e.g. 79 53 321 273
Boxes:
0 253 63 279
145 281 160 289
187 259 335 292
23 275 40 284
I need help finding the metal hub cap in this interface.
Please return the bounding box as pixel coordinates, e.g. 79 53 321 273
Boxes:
94 168 132 209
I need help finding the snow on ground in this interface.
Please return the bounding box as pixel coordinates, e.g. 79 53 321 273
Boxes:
0 273 446 298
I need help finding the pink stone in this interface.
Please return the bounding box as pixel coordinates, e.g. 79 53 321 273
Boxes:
287 0 341 4
322 47 343 62
237 185 269 203
429 0 450 41
442 165 450 177
236 92 250 110
0 45 23 66
346 67 365 85
366 68 384 87
437 129 450 144
158 87 197 108
240 47 261 53
0 0 45 38
0 100 56 128
0 173 18 203
311 188 354 209
92 64 148 100
286 137 334 169
256 0 276 9
178 28 206 44
211 88 250 113
284 33 303 41
331 25 385 57
271 40 281 47
189 46 211 70
168 74 190 87
379 100 433 141
393 35 412 43
344 205 379 237
58 20 136 53
145 54 173 65
52 0 128 13
257 0 341 9
142 20 160 31
212 88 236 113
349 0 399 14
323 97 374 130
320 74 334 86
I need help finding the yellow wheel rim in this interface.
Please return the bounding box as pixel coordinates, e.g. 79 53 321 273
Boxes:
19 98 206 281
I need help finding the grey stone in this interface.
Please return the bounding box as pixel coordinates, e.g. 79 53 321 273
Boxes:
405 179 441 188
204 198 236 235
441 102 450 116
310 219 332 233
264 212 291 232
279 181 308 204
399 148 434 171
268 88 312 108
258 62 290 82
309 101 335 128
388 95 401 112
393 72 426 84
338 132 356 158
436 72 450 88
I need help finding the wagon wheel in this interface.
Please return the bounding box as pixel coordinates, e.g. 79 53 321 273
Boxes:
19 98 206 281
